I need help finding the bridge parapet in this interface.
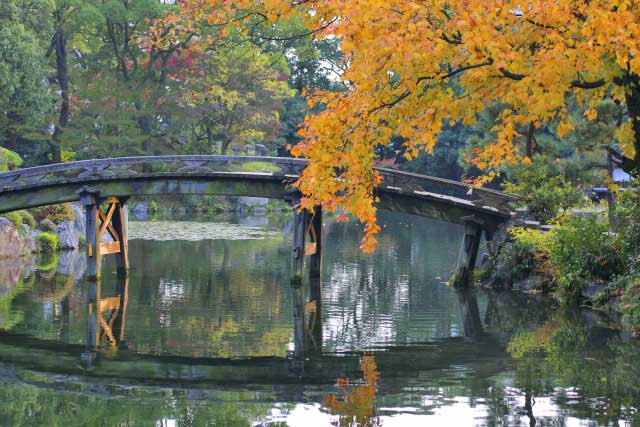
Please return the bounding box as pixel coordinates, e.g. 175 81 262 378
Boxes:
0 155 518 289
0 156 307 192
0 156 516 217
377 167 518 214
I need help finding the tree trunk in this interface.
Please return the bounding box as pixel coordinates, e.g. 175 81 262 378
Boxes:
206 126 214 151
3 113 18 151
221 137 231 155
525 122 536 158
625 75 640 173
51 24 68 164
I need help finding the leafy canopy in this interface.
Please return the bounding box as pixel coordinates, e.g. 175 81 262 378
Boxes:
153 0 640 251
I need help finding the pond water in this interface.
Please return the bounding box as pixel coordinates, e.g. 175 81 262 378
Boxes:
0 210 639 426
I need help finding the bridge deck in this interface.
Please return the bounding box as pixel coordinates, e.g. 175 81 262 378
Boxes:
0 156 516 228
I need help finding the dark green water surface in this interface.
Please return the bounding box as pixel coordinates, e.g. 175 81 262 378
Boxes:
0 211 638 426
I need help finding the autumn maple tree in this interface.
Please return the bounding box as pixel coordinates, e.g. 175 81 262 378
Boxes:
151 0 640 251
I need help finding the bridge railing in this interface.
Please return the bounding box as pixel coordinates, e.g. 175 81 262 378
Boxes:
375 167 518 213
0 156 516 214
0 156 308 191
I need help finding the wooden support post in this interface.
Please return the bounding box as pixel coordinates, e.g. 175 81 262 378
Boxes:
290 203 311 359
484 229 494 243
454 216 483 288
78 187 101 281
112 200 129 277
77 188 129 281
309 207 323 278
308 209 323 348
291 206 311 286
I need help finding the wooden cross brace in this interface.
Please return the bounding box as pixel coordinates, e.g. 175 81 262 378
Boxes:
304 212 319 256
94 198 125 256
78 188 129 280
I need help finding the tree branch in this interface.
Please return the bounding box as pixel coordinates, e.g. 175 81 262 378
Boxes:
498 67 525 80
369 90 411 114
570 78 606 89
416 59 494 85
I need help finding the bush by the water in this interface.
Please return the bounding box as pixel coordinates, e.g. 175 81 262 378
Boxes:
19 210 36 228
549 215 622 300
484 181 640 332
503 155 586 223
30 204 74 224
4 210 37 230
4 211 23 229
37 232 59 253
185 195 226 213
479 229 542 287
38 218 56 233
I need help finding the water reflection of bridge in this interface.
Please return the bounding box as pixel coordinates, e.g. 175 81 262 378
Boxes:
0 274 528 386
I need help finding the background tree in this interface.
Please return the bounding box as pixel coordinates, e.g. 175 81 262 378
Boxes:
167 45 293 155
0 1 53 154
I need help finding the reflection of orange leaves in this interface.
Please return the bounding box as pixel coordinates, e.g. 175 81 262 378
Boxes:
323 354 381 427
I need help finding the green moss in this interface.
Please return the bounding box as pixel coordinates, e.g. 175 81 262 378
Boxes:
4 211 22 228
37 232 59 254
232 161 282 173
149 200 159 214
79 234 86 248
4 210 37 233
18 210 36 228
0 148 22 172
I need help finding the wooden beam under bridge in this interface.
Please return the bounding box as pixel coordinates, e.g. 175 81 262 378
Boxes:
77 187 129 281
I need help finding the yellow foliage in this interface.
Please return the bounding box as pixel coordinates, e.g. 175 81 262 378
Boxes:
150 0 640 251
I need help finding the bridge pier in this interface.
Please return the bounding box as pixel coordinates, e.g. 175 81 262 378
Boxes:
78 188 129 281
290 205 323 285
290 203 324 359
453 216 484 288
309 209 323 278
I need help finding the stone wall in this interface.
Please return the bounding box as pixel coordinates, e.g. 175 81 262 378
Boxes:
0 202 86 259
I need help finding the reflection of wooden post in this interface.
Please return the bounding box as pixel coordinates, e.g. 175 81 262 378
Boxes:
454 216 483 288
111 276 129 344
309 208 323 278
308 277 323 351
78 187 129 281
86 280 101 353
292 280 305 358
291 206 311 286
85 276 129 358
456 288 484 339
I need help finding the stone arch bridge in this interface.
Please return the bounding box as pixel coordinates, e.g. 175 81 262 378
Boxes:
0 155 517 285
